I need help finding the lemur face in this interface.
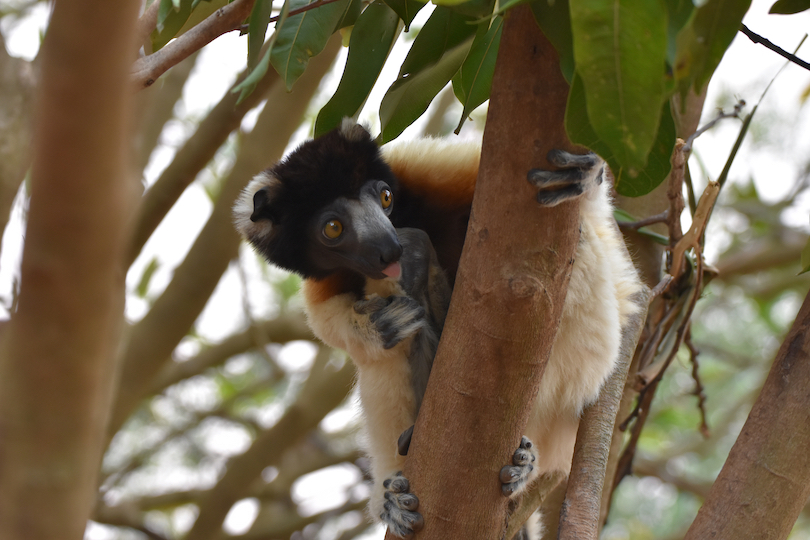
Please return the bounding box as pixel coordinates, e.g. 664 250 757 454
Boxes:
306 180 402 280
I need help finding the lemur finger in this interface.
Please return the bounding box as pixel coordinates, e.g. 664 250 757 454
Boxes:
500 435 538 497
547 149 599 169
398 424 415 456
382 472 423 538
353 295 390 315
527 166 588 189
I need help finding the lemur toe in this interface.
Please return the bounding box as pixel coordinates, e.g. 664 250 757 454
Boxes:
369 296 426 349
382 472 423 538
500 436 537 497
527 150 604 207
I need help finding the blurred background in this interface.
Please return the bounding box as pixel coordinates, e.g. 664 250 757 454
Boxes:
1 0 809 538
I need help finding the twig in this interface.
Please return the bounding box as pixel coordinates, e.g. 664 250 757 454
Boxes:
669 181 720 284
649 275 674 299
136 0 161 50
685 327 710 438
683 100 745 153
740 24 810 72
237 0 347 32
617 210 669 231
131 0 257 89
503 471 565 540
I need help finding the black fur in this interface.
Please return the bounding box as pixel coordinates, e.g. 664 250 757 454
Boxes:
249 127 399 279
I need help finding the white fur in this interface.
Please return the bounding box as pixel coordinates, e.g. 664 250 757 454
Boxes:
299 139 640 537
233 172 277 241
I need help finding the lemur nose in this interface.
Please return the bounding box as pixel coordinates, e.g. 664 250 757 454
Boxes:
381 241 403 266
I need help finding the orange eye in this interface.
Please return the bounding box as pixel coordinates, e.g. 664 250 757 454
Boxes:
380 188 393 209
323 220 343 239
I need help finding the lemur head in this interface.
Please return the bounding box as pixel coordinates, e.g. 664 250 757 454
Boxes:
234 119 403 280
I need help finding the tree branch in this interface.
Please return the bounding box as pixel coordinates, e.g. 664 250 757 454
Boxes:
740 24 810 72
184 348 355 540
0 0 141 538
112 37 341 435
684 287 810 540
557 287 650 539
392 8 582 539
131 0 256 89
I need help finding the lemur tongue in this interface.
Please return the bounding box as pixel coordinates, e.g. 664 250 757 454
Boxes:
382 262 401 279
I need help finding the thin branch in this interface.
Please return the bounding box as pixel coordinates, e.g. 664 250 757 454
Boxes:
136 0 161 50
131 0 257 89
238 0 347 32
740 24 810 72
504 472 565 540
617 210 668 231
685 327 710 438
682 100 745 153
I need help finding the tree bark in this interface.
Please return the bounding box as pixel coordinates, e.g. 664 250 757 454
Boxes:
0 1 140 539
683 288 810 540
389 8 582 539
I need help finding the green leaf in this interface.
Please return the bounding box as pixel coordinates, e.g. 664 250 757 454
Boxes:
569 0 668 172
135 257 161 299
380 36 474 141
153 0 194 50
442 0 496 18
334 0 363 30
530 0 573 83
383 0 426 30
248 0 273 70
270 0 351 90
663 0 694 67
233 0 290 103
674 0 752 93
565 72 675 197
380 6 478 140
800 236 810 275
314 0 401 137
399 6 478 77
451 16 502 133
770 0 810 14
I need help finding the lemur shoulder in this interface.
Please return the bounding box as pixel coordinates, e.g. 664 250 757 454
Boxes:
233 119 641 539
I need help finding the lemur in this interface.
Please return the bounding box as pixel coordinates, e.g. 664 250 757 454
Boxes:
233 119 640 538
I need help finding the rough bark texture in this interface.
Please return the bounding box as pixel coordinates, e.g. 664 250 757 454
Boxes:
0 1 140 539
557 288 649 539
683 288 810 540
389 8 582 539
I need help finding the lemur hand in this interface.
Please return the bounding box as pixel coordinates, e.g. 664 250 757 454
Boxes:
527 150 604 206
354 295 426 350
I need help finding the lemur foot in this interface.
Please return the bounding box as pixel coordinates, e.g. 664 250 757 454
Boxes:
527 150 604 207
382 472 423 538
500 436 537 497
354 295 426 349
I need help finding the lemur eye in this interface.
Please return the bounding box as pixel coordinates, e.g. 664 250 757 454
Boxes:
380 188 393 209
323 220 343 239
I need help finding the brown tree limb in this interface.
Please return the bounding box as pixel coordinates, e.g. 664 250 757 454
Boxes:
184 347 355 540
0 0 141 538
136 0 161 50
133 50 201 175
111 37 340 434
683 288 810 540
503 472 565 540
557 287 650 539
131 0 256 89
0 34 35 248
147 314 312 394
390 8 582 539
127 57 280 266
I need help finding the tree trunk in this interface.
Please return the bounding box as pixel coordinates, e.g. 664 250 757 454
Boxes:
0 1 140 539
683 288 810 540
388 7 582 539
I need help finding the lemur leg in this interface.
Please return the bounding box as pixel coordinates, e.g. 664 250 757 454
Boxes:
500 436 539 496
382 472 423 538
527 150 604 206
353 295 426 350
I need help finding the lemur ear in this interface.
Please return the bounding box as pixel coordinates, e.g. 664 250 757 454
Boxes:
250 186 275 223
339 117 372 142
